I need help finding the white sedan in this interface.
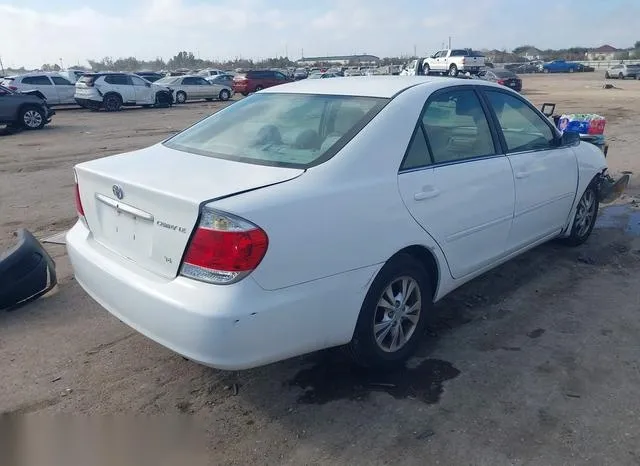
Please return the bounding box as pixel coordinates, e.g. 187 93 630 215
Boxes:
155 75 232 103
67 77 619 370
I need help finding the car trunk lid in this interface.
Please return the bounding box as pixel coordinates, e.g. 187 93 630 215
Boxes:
74 144 303 278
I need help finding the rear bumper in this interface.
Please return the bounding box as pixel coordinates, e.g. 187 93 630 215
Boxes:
66 221 377 370
75 98 102 109
232 83 251 94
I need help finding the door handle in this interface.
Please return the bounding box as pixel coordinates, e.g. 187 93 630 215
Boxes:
515 171 531 179
414 187 441 201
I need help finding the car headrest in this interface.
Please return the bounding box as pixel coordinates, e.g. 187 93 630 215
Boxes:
334 107 365 134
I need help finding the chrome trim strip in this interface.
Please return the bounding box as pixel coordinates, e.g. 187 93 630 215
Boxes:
95 194 154 222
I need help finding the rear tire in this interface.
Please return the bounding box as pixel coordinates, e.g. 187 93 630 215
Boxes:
561 182 599 247
20 106 46 130
254 85 263 92
618 73 624 80
346 254 432 368
543 68 550 74
605 71 610 79
218 89 231 101
103 94 122 112
449 64 458 77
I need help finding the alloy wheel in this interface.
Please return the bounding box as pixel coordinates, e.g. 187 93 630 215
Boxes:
373 276 422 353
575 188 596 237
23 110 43 128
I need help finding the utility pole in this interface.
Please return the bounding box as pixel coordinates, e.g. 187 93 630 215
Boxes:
285 44 288 58
59 58 64 70
413 44 417 57
448 36 452 49
0 55 4 75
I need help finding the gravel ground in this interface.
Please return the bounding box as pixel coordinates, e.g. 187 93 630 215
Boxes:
1 73 640 465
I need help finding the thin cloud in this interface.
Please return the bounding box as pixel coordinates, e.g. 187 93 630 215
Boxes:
0 0 638 69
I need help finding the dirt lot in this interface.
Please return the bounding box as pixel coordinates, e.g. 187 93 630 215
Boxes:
1 73 640 465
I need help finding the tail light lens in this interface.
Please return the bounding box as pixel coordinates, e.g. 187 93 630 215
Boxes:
180 208 268 285
497 79 506 85
73 171 85 218
8 86 18 91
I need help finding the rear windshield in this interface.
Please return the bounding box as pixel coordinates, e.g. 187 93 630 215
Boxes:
164 93 388 168
78 75 98 85
494 70 516 77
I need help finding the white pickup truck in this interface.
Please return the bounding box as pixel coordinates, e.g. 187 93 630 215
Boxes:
423 49 485 76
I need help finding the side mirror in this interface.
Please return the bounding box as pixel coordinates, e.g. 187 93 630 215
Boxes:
560 131 580 146
146 82 151 87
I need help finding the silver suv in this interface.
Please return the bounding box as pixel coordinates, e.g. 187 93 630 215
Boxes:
74 73 174 111
605 64 640 80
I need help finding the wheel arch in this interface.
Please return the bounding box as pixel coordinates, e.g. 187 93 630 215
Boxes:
560 170 605 237
102 91 122 103
388 245 440 301
15 102 43 120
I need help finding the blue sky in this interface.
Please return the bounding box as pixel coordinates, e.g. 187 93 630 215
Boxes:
1 0 639 68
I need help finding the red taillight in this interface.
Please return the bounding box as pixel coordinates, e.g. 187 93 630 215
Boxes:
74 183 85 217
180 209 268 284
497 79 506 85
9 86 18 91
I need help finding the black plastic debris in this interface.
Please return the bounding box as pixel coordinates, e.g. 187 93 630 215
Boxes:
0 229 57 311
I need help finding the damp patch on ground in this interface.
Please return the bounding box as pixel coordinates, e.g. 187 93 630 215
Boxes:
596 204 640 236
289 358 460 405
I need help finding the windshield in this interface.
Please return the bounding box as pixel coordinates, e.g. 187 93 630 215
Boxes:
164 93 388 168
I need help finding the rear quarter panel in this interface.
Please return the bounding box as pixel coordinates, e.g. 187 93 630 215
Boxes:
211 84 452 295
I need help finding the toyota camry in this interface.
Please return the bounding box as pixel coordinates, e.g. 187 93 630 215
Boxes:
67 76 618 370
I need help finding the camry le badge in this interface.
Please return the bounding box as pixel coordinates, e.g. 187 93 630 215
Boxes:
112 185 124 200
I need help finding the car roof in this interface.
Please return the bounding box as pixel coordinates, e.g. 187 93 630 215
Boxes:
261 76 471 98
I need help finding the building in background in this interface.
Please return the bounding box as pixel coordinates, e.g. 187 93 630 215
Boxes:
586 45 620 61
296 55 380 66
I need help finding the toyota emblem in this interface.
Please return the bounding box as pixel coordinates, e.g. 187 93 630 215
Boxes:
112 185 124 200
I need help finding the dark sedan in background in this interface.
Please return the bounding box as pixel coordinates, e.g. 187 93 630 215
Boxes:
477 69 522 92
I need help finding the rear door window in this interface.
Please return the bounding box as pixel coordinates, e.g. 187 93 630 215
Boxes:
422 89 496 164
104 74 130 85
22 76 52 85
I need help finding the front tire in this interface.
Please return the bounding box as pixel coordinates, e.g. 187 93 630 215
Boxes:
618 73 624 80
175 91 187 104
605 71 610 79
254 85 263 93
20 106 46 130
562 183 599 247
347 254 432 368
